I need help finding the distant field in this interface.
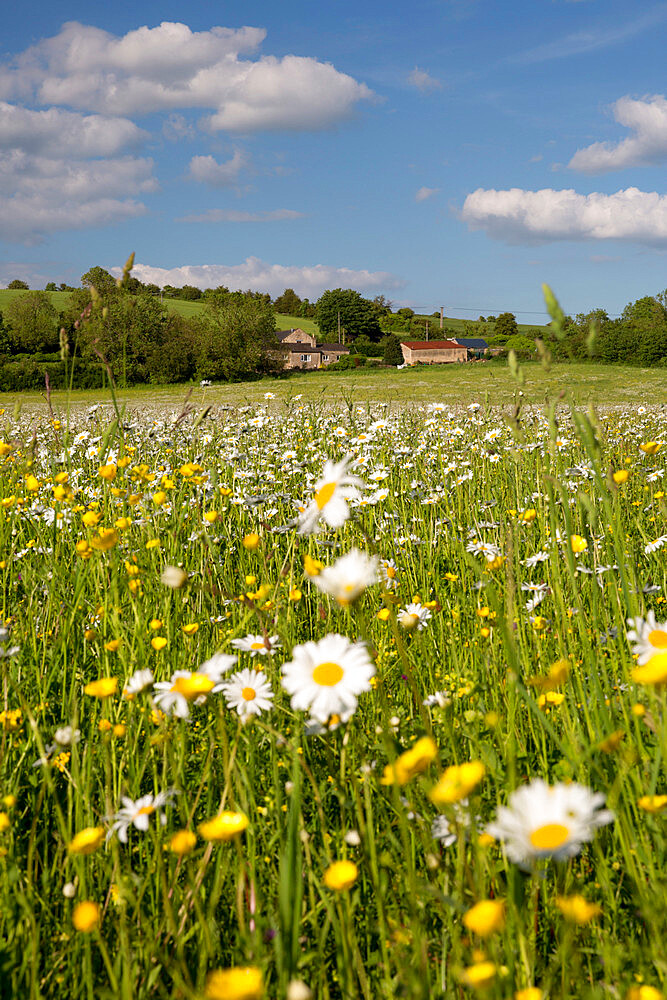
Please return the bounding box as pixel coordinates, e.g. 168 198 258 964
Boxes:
0 362 663 418
1 289 545 339
0 289 72 312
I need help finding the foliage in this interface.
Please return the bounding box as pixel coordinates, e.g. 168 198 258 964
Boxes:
273 288 302 315
315 289 383 342
492 312 519 342
80 266 117 295
197 291 280 382
6 279 29 290
502 334 537 358
4 291 59 353
383 333 404 365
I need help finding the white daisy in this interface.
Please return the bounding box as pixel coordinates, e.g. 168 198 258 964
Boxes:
108 790 176 843
281 633 375 723
298 457 364 535
644 535 667 554
222 668 274 721
398 603 432 632
198 652 238 683
627 613 667 663
152 654 235 719
230 634 281 656
431 815 457 846
123 668 154 699
310 549 379 605
486 779 613 867
380 558 399 590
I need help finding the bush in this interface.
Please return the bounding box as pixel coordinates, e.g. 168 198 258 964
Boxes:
0 359 107 391
325 354 367 371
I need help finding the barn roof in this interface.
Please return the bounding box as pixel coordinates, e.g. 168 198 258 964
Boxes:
453 337 489 349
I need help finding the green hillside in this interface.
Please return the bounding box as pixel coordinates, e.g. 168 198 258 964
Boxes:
0 289 72 312
0 289 546 338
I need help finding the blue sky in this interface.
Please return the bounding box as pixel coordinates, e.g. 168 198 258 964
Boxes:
3 1 667 321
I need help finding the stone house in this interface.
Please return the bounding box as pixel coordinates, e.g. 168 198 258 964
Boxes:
274 329 350 370
400 340 468 364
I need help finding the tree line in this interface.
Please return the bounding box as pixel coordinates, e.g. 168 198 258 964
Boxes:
1 269 665 390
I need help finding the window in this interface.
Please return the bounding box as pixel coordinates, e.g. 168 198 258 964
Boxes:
322 354 329 361
300 354 311 362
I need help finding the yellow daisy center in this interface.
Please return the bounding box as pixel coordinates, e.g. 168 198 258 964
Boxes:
250 641 265 650
136 805 155 816
648 629 667 649
529 822 570 850
315 482 336 509
172 674 215 700
241 687 256 701
312 661 344 686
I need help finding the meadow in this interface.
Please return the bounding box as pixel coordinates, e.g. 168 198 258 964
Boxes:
0 363 665 999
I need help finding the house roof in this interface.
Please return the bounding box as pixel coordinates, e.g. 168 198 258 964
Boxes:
402 340 462 350
286 342 318 351
453 337 489 349
319 343 350 352
275 328 310 340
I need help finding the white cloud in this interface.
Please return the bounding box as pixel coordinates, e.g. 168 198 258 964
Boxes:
177 208 305 223
569 95 667 173
407 67 442 93
0 21 373 130
0 152 155 243
188 150 248 186
123 258 404 298
415 186 439 202
461 186 667 245
0 101 145 157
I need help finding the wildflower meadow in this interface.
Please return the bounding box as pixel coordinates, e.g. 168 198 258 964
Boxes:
0 366 665 999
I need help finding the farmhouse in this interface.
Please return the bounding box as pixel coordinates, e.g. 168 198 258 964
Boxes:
274 329 350 369
400 340 468 364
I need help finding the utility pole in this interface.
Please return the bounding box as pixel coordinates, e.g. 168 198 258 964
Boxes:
337 311 341 345
425 320 429 341
440 306 444 330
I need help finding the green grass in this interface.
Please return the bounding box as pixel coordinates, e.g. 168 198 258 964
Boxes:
0 289 73 312
0 362 664 415
0 389 664 998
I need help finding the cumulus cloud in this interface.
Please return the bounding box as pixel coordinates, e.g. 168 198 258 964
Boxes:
0 152 155 243
415 186 439 202
123 258 404 299
0 101 145 156
188 150 248 186
461 186 667 245
177 208 305 223
0 21 373 130
407 67 442 93
569 95 667 173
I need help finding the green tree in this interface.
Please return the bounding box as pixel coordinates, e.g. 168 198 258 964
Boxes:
80 266 117 294
5 292 59 352
493 312 519 341
197 292 279 381
7 279 29 290
179 285 203 301
383 334 404 365
315 289 382 342
68 288 166 384
45 282 57 292
273 288 302 314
